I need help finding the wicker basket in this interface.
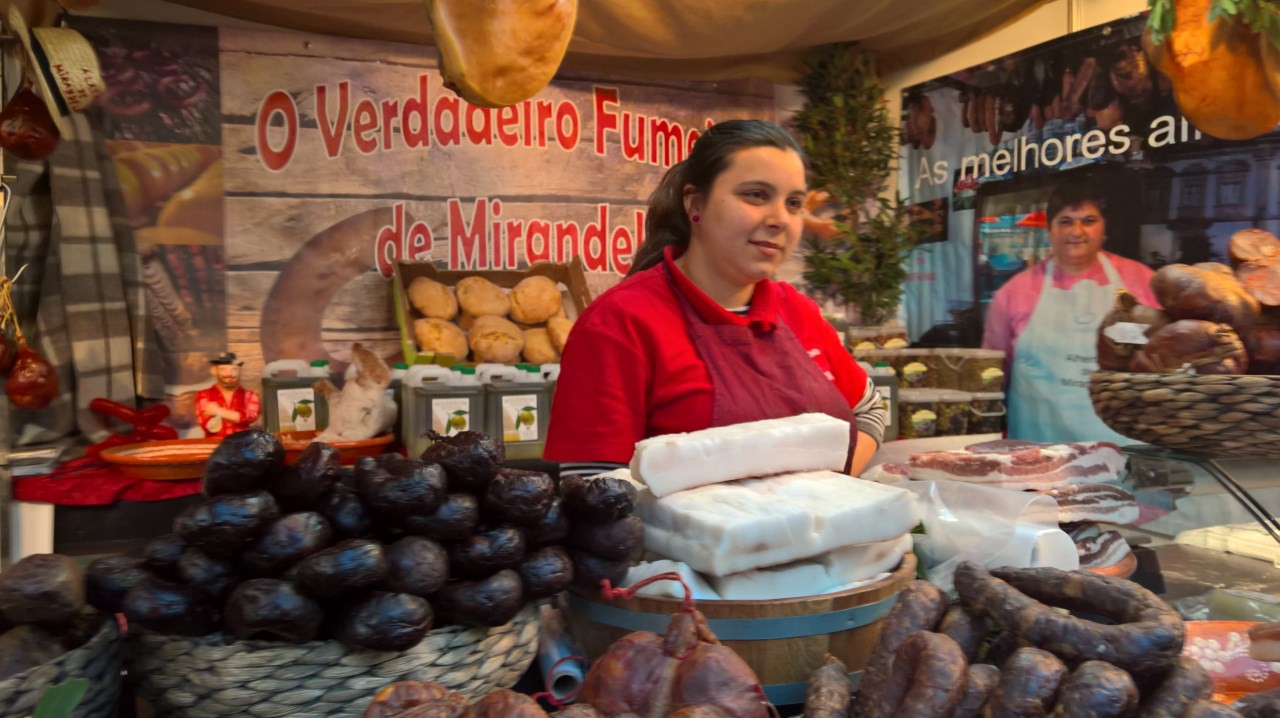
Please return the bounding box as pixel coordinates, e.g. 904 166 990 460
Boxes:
126 603 540 718
0 617 126 718
1090 370 1280 456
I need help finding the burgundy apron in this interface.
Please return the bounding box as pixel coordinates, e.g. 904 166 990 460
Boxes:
663 265 859 465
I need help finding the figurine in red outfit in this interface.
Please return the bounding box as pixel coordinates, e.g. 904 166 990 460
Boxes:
195 352 261 437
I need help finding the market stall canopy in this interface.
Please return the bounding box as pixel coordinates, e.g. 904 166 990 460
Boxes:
161 0 1046 82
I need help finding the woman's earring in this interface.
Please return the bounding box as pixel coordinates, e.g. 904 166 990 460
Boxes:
691 215 700 223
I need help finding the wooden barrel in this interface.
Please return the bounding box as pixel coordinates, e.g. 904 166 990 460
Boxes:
564 553 916 706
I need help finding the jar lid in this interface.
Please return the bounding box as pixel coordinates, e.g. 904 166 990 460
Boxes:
392 362 409 370
310 359 330 367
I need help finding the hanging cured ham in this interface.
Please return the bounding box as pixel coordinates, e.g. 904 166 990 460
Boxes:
427 0 578 108
1145 0 1280 140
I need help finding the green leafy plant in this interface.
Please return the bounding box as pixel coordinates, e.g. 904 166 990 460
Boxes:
1148 0 1280 47
791 43 925 326
32 679 87 718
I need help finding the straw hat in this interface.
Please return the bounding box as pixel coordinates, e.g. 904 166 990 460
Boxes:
7 7 105 135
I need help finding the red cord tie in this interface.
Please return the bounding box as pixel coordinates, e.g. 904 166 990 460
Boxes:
600 572 776 713
600 571 698 659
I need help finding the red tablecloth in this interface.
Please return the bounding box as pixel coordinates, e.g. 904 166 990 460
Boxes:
13 458 202 505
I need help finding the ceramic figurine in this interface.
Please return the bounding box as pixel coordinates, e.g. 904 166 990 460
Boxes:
196 352 262 437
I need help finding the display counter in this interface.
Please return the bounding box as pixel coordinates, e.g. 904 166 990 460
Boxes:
1118 448 1280 609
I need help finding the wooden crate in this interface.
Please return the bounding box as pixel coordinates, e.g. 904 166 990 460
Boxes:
392 256 594 364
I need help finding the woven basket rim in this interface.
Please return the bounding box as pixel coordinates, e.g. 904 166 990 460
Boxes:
0 615 120 690
1088 369 1280 458
129 601 537 651
1091 370 1280 382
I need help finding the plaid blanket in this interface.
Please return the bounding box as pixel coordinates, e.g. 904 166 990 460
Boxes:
6 111 163 446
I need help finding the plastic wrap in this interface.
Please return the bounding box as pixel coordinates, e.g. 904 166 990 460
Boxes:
905 479 1078 593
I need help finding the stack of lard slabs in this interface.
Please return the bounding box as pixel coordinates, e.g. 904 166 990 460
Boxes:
705 533 913 600
624 535 912 601
637 470 919 577
625 413 919 600
629 412 852 497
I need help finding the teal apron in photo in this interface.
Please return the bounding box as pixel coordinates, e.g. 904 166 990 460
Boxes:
1007 255 1133 444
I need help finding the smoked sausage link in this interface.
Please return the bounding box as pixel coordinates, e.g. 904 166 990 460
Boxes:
939 605 992 664
804 654 851 718
879 631 968 718
984 647 1069 718
853 580 948 718
954 664 1000 718
954 562 1185 676
1049 661 1138 718
1137 656 1212 718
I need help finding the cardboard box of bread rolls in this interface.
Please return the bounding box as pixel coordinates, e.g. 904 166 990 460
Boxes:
392 256 594 365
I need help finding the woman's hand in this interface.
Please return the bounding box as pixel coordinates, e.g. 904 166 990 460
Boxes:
849 430 880 477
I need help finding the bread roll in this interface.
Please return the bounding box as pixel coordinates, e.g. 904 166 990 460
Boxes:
456 276 510 317
414 318 468 360
469 315 523 363
547 316 574 352
408 277 459 320
522 328 559 364
509 275 562 324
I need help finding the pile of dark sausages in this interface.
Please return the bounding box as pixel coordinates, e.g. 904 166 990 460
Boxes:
804 561 1276 718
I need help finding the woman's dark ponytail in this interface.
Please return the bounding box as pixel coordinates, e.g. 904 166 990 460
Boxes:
629 161 692 276
626 119 803 278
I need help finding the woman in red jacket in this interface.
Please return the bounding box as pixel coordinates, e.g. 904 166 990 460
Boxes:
544 119 886 479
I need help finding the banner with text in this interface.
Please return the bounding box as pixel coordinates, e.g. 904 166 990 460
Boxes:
73 18 775 432
898 11 1280 345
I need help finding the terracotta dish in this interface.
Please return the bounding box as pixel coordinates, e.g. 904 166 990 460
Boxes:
1084 552 1139 579
100 437 221 480
1183 620 1280 703
278 431 394 465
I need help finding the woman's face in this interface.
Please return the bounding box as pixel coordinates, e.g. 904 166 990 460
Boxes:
684 146 807 285
1048 200 1106 270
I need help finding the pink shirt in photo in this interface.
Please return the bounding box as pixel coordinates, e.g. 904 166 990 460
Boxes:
982 251 1160 370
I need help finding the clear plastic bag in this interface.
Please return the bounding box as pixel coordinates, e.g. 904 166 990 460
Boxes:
1171 588 1280 622
905 479 1078 593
